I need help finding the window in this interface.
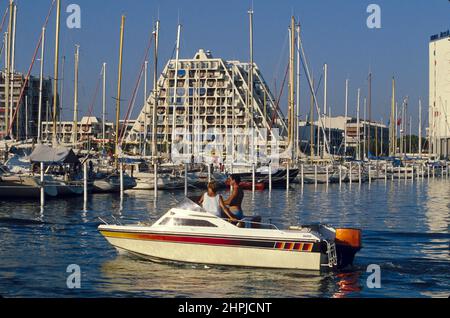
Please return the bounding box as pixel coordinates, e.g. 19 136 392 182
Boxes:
158 217 171 226
172 218 217 227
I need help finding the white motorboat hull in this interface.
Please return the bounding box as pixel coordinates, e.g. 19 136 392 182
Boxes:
100 229 324 270
99 200 362 271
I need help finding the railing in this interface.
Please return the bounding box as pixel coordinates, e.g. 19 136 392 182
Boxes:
222 217 279 230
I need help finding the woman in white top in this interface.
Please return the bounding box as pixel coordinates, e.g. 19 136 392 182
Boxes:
198 181 237 220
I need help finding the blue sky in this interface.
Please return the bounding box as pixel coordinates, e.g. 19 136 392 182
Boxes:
5 0 450 133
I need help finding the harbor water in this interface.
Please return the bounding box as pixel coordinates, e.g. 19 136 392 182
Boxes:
0 178 449 298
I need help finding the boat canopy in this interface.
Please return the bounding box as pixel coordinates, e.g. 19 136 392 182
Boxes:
30 145 80 164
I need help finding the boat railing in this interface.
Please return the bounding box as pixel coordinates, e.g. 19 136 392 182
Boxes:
222 217 279 230
98 216 123 226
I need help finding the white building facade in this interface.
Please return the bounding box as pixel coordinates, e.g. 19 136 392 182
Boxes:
429 31 450 158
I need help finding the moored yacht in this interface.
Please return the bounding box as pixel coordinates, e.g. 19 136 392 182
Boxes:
92 172 137 193
0 165 58 198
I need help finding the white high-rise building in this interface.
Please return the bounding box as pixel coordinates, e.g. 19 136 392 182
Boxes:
429 31 450 159
126 49 288 159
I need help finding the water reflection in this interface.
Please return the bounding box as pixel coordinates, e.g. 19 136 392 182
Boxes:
425 180 450 233
99 256 334 298
332 272 362 298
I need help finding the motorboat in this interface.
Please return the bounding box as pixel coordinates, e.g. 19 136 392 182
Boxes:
98 198 362 271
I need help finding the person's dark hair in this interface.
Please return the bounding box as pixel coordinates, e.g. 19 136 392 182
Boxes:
230 174 241 184
207 181 217 193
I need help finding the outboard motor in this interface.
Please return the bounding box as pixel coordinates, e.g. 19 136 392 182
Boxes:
335 228 362 269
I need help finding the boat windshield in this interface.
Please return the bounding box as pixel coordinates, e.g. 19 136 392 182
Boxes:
174 197 206 212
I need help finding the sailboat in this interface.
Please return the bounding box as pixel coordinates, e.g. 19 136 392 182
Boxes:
0 163 58 198
29 144 84 196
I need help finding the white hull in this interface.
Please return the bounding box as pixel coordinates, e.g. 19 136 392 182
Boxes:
133 172 185 190
105 236 323 270
302 173 330 184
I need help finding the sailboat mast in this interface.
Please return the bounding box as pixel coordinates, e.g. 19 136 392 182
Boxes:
309 76 314 161
395 102 398 155
25 95 28 140
344 79 348 156
400 99 405 156
249 9 255 163
419 98 422 157
380 117 384 155
368 72 372 157
151 20 160 159
52 0 61 146
102 62 106 150
328 106 331 156
72 45 79 148
295 22 300 162
390 77 395 156
11 4 16 138
323 63 327 157
363 97 367 160
37 27 45 143
356 88 360 161
4 0 13 137
288 16 295 157
59 55 65 137
143 60 148 156
3 32 7 79
409 116 412 154
115 15 125 161
171 23 182 161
